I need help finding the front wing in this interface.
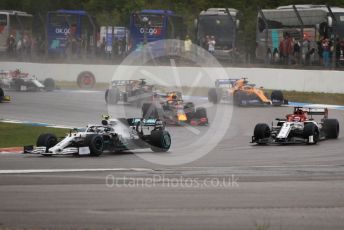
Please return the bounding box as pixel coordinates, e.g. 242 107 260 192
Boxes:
23 145 90 156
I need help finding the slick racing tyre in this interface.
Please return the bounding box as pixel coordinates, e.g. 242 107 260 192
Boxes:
323 119 340 139
195 107 207 119
13 78 25 91
150 130 171 152
105 88 120 104
253 123 271 144
233 91 246 106
303 123 319 144
44 78 55 91
184 102 195 121
270 90 284 105
86 134 104 156
0 87 4 102
208 88 221 104
36 133 58 153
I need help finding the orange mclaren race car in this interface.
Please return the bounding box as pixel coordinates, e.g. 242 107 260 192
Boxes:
208 78 287 106
142 91 208 126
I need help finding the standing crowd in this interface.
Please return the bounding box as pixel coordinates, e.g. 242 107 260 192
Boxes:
277 32 344 68
6 32 32 58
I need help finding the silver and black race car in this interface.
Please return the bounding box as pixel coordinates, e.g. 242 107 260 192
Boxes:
105 79 154 106
24 116 171 156
251 107 340 145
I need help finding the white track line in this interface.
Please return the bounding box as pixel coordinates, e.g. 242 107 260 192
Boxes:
0 168 153 174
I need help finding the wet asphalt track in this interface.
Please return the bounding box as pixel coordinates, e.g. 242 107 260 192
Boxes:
0 90 344 230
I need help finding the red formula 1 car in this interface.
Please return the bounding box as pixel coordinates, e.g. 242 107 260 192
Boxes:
142 91 208 126
252 107 340 145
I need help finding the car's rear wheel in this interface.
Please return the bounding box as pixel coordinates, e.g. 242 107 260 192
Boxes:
208 88 221 104
44 78 55 91
87 135 104 156
150 130 171 152
36 133 58 153
270 90 284 105
303 123 319 144
323 119 339 139
195 107 207 119
253 123 271 144
13 78 25 91
0 87 4 103
233 91 247 106
106 88 120 104
184 102 195 121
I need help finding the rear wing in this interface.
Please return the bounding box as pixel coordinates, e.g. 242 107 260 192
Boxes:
110 80 133 87
294 107 328 118
215 78 248 87
126 118 164 127
111 78 147 86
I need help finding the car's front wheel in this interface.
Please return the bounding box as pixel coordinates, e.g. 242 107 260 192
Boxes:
303 123 319 144
253 123 271 144
0 87 4 103
149 130 171 152
36 133 58 153
87 135 104 156
323 119 340 139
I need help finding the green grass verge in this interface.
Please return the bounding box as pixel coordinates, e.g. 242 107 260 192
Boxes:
0 122 69 148
279 91 344 105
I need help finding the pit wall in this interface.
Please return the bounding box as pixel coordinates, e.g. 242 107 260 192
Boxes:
0 61 343 93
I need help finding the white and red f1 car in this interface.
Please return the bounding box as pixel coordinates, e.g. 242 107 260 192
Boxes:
252 107 340 145
0 69 55 92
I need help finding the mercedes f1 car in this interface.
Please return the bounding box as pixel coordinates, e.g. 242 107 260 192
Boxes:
105 79 154 106
23 116 171 156
142 91 208 126
251 107 340 145
208 78 287 106
0 69 55 92
0 87 11 103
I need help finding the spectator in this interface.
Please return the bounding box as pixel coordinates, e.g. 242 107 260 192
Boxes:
340 39 344 66
293 38 300 64
112 38 119 59
284 33 294 65
208 35 216 55
279 35 286 64
22 32 32 57
302 35 315 65
100 37 106 57
317 37 323 66
184 35 192 58
335 38 341 67
322 37 330 68
202 35 209 50
6 34 16 57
